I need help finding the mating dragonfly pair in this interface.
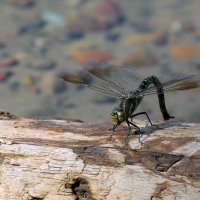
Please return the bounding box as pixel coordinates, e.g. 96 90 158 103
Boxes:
59 61 200 144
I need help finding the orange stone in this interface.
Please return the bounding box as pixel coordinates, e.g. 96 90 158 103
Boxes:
0 72 11 81
72 51 112 64
170 44 200 60
122 50 157 67
0 57 17 67
125 33 164 45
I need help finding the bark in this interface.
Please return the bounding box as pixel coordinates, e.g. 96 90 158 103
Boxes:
0 113 200 200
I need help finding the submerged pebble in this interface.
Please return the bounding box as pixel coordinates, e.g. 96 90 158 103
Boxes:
9 81 21 91
105 32 120 42
66 31 85 41
53 80 67 94
0 42 6 50
0 71 12 82
130 21 153 32
123 50 157 67
170 44 200 60
2 0 35 7
170 20 196 34
18 19 46 35
29 59 56 70
33 38 49 54
72 51 112 64
125 32 167 46
66 40 96 56
21 75 35 88
0 57 18 67
42 11 65 27
95 0 124 26
41 73 66 94
67 0 124 32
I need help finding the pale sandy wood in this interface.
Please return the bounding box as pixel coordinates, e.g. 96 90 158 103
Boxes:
0 116 200 200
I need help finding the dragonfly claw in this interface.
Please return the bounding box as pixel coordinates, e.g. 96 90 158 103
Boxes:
107 135 117 143
107 124 118 143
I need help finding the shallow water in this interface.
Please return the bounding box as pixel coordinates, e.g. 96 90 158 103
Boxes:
0 0 199 123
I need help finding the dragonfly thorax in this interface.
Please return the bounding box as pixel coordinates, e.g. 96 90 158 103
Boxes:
111 94 144 125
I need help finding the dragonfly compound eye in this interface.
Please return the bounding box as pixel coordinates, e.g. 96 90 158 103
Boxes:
111 111 117 116
111 108 125 125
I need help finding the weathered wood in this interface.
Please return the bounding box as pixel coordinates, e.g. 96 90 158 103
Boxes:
0 116 200 200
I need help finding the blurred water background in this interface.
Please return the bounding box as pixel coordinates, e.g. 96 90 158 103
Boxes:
0 0 199 123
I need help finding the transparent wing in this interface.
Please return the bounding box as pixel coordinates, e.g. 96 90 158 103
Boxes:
142 74 200 96
58 60 200 99
58 61 144 98
57 69 127 98
82 60 143 94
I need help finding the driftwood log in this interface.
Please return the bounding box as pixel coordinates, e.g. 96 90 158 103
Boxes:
0 112 200 200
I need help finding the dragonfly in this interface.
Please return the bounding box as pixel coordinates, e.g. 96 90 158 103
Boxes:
58 60 200 144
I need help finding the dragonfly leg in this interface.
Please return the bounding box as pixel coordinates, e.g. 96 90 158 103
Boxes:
131 112 159 128
107 124 118 142
125 120 143 145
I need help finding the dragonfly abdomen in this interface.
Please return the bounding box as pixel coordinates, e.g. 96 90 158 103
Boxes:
138 76 173 120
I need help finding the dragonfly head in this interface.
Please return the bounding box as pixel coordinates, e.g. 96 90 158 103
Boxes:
111 107 125 125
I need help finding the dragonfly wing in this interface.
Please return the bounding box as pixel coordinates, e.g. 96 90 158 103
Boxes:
162 74 200 90
143 74 200 96
82 60 143 94
58 70 125 98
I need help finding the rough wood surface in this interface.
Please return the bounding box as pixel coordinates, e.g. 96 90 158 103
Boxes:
0 116 200 200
